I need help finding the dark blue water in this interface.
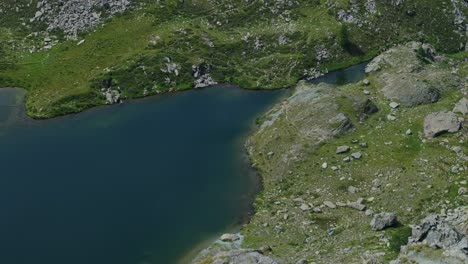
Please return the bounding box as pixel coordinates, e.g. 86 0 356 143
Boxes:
0 62 367 264
0 86 285 264
309 61 367 85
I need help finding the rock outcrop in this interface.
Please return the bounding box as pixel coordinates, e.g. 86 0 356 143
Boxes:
366 42 461 106
391 207 468 264
246 81 378 181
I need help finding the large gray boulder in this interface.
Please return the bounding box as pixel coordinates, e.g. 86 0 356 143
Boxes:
370 212 398 231
424 111 461 138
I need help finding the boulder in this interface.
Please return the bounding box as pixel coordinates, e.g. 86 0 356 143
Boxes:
424 111 461 138
370 213 398 231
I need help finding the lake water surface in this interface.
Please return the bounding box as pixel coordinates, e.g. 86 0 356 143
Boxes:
0 86 286 264
0 62 366 264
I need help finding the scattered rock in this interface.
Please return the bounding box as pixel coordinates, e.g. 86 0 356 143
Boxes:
406 129 412 135
324 201 336 209
351 152 362 159
363 79 370 86
389 102 400 109
321 162 328 169
424 111 461 138
363 90 371 95
336 146 350 154
451 146 462 154
372 179 381 189
370 213 398 231
348 186 359 194
300 204 311 211
347 200 367 211
387 114 397 121
274 225 283 233
453 97 468 115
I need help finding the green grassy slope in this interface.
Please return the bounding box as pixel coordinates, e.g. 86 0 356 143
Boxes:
0 0 466 118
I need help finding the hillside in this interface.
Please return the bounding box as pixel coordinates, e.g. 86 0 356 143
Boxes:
0 0 466 118
193 42 468 264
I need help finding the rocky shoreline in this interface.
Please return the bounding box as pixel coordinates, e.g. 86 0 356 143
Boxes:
192 42 467 263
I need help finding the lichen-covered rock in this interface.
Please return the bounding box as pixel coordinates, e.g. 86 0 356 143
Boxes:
424 111 461 138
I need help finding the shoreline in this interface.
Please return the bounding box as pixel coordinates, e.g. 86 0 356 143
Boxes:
1 55 373 121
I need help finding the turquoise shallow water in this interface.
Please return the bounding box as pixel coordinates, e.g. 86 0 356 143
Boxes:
0 86 285 264
0 61 366 264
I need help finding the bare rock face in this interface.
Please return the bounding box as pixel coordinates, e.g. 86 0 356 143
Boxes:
424 111 461 138
31 0 132 38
